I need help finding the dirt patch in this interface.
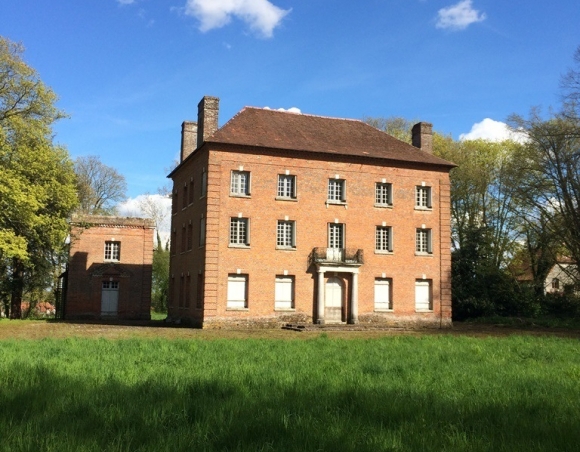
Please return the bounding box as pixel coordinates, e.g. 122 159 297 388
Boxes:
1 319 580 340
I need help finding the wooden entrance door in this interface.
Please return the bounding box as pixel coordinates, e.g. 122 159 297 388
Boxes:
101 281 119 316
325 277 343 323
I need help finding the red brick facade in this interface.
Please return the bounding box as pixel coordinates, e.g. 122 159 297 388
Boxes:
65 216 154 320
168 97 454 328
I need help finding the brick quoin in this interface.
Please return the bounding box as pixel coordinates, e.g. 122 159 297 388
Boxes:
168 96 455 329
65 215 154 320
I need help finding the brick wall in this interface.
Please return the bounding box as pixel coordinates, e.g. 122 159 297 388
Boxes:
66 217 154 320
169 144 452 328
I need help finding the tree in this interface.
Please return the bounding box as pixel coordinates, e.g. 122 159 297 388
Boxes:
509 112 580 278
0 36 78 319
74 155 127 214
560 45 580 122
151 234 169 313
362 116 417 144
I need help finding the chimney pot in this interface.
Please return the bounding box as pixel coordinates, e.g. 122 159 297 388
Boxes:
180 121 197 162
197 96 220 149
412 122 433 154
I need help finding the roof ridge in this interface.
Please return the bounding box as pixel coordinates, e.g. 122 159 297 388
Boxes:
243 106 365 124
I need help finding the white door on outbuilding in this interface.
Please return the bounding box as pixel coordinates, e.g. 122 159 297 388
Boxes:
101 281 119 316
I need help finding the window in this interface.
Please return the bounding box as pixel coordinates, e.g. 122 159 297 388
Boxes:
328 179 346 203
185 274 191 308
415 186 432 209
199 216 206 247
328 223 345 249
374 278 392 311
277 175 297 199
275 276 295 310
188 178 195 204
276 220 296 248
102 281 119 290
416 228 432 254
227 274 248 309
172 190 178 215
375 226 393 252
104 241 120 261
181 225 186 253
171 229 176 256
552 278 560 290
415 280 432 311
230 218 250 246
231 171 251 196
187 223 193 251
201 169 207 198
375 183 392 206
182 184 188 209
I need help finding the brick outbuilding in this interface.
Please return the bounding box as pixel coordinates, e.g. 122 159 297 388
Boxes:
64 215 154 320
168 96 455 328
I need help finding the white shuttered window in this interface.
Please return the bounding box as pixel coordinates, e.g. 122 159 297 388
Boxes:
227 275 248 309
374 278 392 310
415 280 432 311
275 276 294 310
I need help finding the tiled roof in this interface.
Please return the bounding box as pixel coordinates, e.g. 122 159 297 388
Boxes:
207 107 455 168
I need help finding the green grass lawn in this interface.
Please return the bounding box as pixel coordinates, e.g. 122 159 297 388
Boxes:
0 335 579 451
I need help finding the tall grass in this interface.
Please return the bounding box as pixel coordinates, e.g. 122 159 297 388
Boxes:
0 335 579 451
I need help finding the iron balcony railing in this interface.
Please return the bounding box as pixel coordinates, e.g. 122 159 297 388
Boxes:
309 247 364 266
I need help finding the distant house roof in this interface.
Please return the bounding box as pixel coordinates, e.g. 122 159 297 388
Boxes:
203 107 455 168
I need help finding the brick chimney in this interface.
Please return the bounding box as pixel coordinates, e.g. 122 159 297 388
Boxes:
412 122 433 154
197 96 220 149
180 121 197 162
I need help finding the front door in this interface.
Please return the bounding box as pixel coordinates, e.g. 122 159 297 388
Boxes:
325 277 343 323
101 281 119 316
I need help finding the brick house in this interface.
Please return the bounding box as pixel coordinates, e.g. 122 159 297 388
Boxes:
63 215 154 320
168 96 455 328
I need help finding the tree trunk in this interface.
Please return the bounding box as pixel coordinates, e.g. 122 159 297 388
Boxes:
10 258 24 319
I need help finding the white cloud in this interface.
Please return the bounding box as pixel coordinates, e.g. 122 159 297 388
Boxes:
264 106 301 114
460 118 526 143
117 194 172 245
436 0 486 31
184 0 291 38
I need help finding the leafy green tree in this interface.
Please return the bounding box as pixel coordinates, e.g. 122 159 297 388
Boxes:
0 37 78 318
151 234 169 313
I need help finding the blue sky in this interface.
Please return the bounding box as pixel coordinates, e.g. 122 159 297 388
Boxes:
2 0 580 207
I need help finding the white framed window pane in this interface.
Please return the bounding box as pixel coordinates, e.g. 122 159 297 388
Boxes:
104 242 120 261
277 175 295 198
227 275 247 308
416 186 431 208
374 279 391 310
230 218 248 245
415 281 431 310
328 224 343 248
231 171 249 195
328 179 344 201
416 229 430 253
376 227 391 251
277 221 294 247
375 183 392 205
275 276 294 309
